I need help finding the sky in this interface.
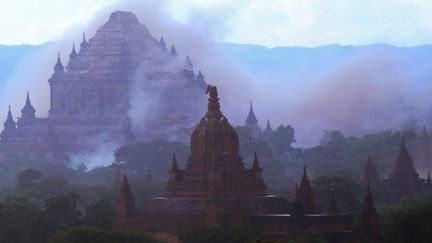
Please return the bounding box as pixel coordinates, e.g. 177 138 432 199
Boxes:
1 0 432 47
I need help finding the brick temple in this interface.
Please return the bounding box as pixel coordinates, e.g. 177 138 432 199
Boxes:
115 85 381 243
0 11 206 159
361 135 432 200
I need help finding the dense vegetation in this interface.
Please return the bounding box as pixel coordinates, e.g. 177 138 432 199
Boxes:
0 125 430 242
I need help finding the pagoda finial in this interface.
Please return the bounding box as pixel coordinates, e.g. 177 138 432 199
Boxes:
171 153 179 170
69 42 78 59
354 182 382 243
116 174 135 218
159 36 167 51
197 70 204 81
205 85 222 119
396 136 413 161
427 171 431 184
54 52 64 73
297 165 316 214
185 56 193 69
325 189 340 215
362 154 380 185
4 104 16 130
26 91 30 105
80 32 89 49
252 152 261 170
170 45 177 57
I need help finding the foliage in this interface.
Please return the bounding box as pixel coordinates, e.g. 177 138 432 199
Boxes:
48 227 161 243
42 192 82 235
0 196 42 243
16 168 42 188
380 194 432 243
180 225 257 243
114 139 189 182
83 199 115 229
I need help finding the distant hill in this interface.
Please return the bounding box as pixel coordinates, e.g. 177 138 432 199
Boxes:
220 43 432 84
2 42 432 86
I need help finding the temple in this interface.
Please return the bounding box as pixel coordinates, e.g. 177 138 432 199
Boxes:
352 184 383 243
115 85 377 243
363 136 432 200
245 102 261 136
0 11 206 159
361 154 380 186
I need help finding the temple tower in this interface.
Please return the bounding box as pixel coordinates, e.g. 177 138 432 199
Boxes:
165 85 267 198
296 165 316 214
116 174 135 219
20 92 36 122
361 154 380 186
1 106 16 141
245 102 261 136
263 119 272 137
353 184 383 243
383 137 422 197
324 189 340 215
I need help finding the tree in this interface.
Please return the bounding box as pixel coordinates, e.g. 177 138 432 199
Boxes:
42 192 82 235
114 140 189 182
268 125 296 154
48 227 161 243
382 194 432 243
0 196 42 243
16 168 42 190
84 199 115 229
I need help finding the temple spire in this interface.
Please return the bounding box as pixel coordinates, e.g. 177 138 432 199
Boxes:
171 153 179 171
54 52 64 73
427 171 431 185
3 105 16 130
115 174 135 219
252 152 261 170
69 42 78 59
80 32 89 49
159 37 167 51
297 165 316 214
387 136 420 184
205 85 222 119
325 189 340 215
245 101 260 136
21 91 36 121
185 56 193 69
170 45 177 57
397 136 412 161
166 153 182 196
264 119 272 134
353 183 383 243
196 70 204 81
361 154 380 185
